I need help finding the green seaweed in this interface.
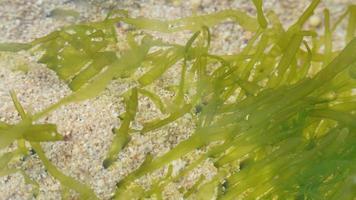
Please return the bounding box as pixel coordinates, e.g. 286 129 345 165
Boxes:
138 88 167 114
31 142 99 199
103 88 138 168
0 0 355 199
49 8 80 20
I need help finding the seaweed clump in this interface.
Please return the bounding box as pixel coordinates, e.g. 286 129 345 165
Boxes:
0 0 356 199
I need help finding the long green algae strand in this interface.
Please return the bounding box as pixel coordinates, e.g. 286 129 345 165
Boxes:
30 142 99 200
103 88 138 168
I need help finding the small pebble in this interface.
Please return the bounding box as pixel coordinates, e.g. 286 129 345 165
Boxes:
309 15 321 27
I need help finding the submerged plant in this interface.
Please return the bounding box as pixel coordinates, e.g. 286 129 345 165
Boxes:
0 0 355 199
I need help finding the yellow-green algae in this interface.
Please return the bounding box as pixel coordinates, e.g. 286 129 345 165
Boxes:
0 0 355 199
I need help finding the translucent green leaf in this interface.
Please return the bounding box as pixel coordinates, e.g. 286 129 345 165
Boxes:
103 88 138 168
122 9 259 32
252 0 268 29
346 5 356 43
141 104 192 133
138 88 167 113
138 47 184 86
31 142 99 200
49 8 80 19
0 43 32 52
349 63 356 79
